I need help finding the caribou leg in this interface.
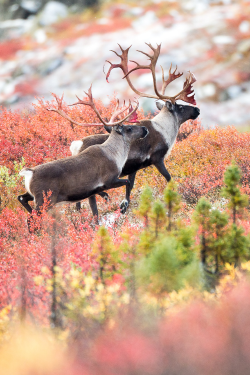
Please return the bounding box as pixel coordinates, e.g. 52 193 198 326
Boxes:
154 159 171 182
120 172 136 214
18 192 34 213
77 192 109 212
88 179 130 218
120 160 171 214
89 195 99 224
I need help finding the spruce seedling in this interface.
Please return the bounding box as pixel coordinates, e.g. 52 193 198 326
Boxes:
210 209 229 274
224 224 249 268
137 186 153 227
222 163 248 224
150 199 166 237
163 181 181 231
193 197 212 267
92 226 119 285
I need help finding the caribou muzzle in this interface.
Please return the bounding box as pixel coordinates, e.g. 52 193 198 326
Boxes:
191 107 200 120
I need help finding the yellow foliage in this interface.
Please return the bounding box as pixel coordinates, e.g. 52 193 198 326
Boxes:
0 326 67 375
34 275 44 286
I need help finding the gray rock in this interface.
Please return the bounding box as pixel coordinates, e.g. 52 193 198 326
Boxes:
213 35 235 44
38 1 68 26
0 18 34 39
33 28 47 43
132 11 158 31
0 80 7 95
239 20 250 34
21 0 42 14
4 93 20 105
198 83 217 99
128 7 144 16
36 57 63 76
226 85 242 99
1 4 25 21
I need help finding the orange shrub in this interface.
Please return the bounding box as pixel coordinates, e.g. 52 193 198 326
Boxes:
1 97 250 207
140 126 250 203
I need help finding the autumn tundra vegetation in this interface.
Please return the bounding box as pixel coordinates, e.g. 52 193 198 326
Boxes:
1 52 250 373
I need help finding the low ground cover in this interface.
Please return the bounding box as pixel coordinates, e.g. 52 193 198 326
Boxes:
1 98 250 374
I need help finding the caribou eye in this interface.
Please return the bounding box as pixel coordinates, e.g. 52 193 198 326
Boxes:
128 127 132 132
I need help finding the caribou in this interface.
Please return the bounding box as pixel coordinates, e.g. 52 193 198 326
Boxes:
51 43 200 218
18 88 148 228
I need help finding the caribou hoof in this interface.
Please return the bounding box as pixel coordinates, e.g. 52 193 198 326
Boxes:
76 202 81 211
102 192 109 202
120 199 129 214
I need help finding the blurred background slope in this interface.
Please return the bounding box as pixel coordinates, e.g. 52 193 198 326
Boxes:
0 0 249 127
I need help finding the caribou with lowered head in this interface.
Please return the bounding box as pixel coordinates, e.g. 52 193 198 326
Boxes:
18 88 148 227
52 43 200 217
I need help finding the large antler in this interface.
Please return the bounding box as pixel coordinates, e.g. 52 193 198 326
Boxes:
160 65 196 104
161 64 183 95
105 43 196 105
108 99 139 123
47 86 139 127
105 43 160 100
47 93 104 127
70 85 139 126
171 72 196 105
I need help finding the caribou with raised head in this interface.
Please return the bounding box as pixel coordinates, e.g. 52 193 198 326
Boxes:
49 43 200 217
18 87 148 228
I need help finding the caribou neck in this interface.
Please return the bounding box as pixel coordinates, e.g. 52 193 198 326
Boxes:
152 107 179 151
102 130 130 171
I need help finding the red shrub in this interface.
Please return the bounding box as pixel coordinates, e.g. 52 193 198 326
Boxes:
80 282 250 375
0 39 23 60
14 80 38 96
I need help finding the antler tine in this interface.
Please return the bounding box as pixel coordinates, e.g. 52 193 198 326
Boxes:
171 71 197 105
104 43 159 100
124 98 139 123
123 43 162 99
72 85 94 107
160 64 183 97
47 86 140 128
110 47 123 58
105 43 197 105
104 44 131 83
47 89 104 127
124 44 197 104
109 99 129 123
108 98 140 125
71 85 140 126
136 42 159 60
145 42 159 52
70 85 111 126
50 93 64 110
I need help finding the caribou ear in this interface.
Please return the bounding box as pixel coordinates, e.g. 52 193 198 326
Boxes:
156 101 163 111
115 125 123 135
104 124 112 133
165 101 174 111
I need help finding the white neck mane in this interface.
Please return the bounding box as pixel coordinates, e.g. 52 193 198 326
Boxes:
152 110 179 157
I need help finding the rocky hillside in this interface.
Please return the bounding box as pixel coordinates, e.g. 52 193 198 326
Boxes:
0 0 249 127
